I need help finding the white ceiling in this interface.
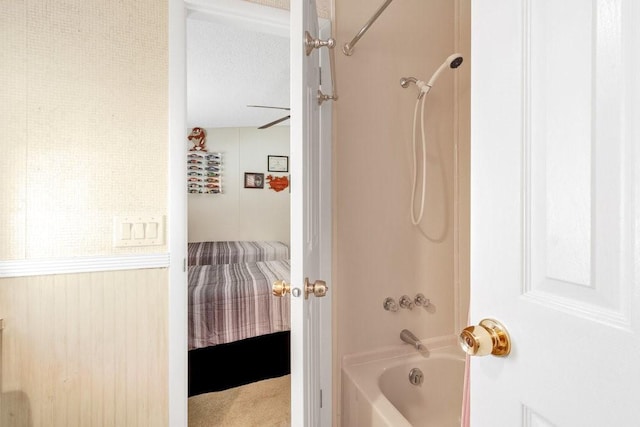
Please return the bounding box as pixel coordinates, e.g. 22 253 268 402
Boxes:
186 15 290 129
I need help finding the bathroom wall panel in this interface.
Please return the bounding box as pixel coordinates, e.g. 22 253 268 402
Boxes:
0 269 168 427
335 0 457 350
334 0 463 423
335 0 461 351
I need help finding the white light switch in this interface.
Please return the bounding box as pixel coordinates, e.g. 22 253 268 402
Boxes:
147 222 158 239
132 223 145 239
121 223 132 240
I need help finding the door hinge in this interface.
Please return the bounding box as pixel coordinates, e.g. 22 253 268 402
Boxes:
183 258 187 272
320 389 323 408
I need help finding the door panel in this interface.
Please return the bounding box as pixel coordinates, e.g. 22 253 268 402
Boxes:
470 0 640 425
290 1 332 426
527 0 626 318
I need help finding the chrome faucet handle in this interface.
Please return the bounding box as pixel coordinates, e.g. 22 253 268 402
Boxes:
383 297 399 312
414 293 430 308
399 295 414 310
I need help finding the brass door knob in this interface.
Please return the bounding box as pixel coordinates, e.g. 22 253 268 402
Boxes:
274 278 328 298
272 280 292 297
304 277 328 299
458 318 511 357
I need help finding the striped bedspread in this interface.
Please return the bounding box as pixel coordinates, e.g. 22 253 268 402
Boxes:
188 259 290 350
188 241 290 266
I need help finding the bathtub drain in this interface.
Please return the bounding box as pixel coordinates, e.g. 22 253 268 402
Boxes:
408 368 424 386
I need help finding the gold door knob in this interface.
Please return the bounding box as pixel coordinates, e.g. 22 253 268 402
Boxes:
458 318 511 357
304 277 328 299
272 280 291 297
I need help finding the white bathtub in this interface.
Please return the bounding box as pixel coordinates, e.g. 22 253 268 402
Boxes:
342 338 465 427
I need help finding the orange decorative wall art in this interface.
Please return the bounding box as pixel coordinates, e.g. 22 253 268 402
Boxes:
266 175 289 192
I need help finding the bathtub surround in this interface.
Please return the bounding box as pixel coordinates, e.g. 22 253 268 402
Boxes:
334 0 470 424
336 0 456 360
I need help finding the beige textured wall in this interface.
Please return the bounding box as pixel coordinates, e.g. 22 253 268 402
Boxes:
0 1 169 425
0 0 168 260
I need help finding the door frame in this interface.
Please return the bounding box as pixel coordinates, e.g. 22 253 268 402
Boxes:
168 0 188 425
167 2 332 425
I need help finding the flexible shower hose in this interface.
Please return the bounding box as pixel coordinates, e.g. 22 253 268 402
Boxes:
410 95 428 225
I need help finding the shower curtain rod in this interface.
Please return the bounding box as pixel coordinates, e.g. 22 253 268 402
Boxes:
342 0 393 56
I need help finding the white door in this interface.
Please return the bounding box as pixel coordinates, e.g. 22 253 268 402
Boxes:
469 0 640 425
289 0 332 426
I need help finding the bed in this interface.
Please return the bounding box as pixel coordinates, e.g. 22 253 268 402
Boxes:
188 258 291 395
188 240 290 266
187 240 291 395
188 259 290 350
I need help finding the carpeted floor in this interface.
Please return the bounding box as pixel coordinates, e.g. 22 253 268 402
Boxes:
188 375 291 427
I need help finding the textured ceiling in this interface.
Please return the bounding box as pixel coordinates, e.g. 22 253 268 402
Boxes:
187 0 331 129
244 0 331 18
187 15 290 129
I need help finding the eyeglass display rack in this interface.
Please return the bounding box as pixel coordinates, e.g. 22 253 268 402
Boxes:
187 151 222 194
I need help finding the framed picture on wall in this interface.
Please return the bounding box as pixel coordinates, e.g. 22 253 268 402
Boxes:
244 172 264 189
268 155 288 172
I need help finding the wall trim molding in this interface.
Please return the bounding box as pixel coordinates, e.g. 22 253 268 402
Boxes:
0 253 171 278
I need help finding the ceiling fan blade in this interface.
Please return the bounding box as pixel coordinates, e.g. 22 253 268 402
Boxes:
258 115 291 129
247 105 291 111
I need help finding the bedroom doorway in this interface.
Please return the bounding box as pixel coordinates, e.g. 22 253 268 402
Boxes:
172 1 333 426
184 2 294 426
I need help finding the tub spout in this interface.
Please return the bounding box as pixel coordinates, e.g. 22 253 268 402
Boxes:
400 329 424 351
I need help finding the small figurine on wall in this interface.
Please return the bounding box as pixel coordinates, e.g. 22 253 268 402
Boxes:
266 175 289 192
188 127 207 151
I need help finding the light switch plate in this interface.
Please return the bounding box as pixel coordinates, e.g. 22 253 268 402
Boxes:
113 215 165 247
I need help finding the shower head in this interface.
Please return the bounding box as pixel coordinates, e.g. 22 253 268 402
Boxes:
400 53 464 99
449 54 464 69
426 53 464 87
